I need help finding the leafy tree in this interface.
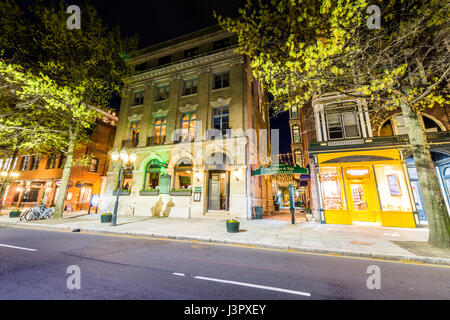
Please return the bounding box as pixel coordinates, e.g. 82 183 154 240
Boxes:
217 0 450 247
0 0 137 218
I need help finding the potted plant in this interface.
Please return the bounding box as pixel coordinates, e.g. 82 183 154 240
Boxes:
101 212 112 223
139 188 159 196
9 209 21 218
226 219 240 233
113 189 131 196
170 188 192 196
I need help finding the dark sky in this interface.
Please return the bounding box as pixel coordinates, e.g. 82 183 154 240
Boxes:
80 0 291 153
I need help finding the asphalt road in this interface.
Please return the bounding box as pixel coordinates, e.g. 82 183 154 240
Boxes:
0 225 449 300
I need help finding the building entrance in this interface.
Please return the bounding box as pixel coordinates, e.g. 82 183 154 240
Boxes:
208 171 229 211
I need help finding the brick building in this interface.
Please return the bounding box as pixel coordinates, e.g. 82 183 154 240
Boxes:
1 113 117 212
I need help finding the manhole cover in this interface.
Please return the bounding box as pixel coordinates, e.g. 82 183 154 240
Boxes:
350 240 372 246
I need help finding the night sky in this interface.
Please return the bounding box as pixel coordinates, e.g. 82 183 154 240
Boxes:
65 0 291 153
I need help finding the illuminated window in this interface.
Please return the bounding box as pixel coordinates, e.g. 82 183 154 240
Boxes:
181 112 196 142
128 121 140 147
374 164 412 212
151 117 166 145
20 156 30 171
173 158 193 189
292 125 301 143
291 106 298 119
319 167 343 210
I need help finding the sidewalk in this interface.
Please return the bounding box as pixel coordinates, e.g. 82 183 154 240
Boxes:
1 213 449 266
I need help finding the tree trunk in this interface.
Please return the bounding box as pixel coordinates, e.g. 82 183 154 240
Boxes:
53 125 78 219
400 101 450 248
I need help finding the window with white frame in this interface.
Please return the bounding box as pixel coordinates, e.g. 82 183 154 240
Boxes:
291 106 299 119
292 124 301 143
20 156 30 171
325 102 360 140
30 155 41 170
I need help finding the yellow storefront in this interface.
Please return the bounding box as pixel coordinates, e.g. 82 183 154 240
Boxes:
317 149 416 228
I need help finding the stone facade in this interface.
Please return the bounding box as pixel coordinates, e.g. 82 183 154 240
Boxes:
100 26 273 219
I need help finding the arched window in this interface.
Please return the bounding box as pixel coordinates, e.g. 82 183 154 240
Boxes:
379 113 443 136
174 158 193 189
143 160 163 190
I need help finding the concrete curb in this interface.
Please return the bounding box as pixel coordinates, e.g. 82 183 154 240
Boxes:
2 221 450 266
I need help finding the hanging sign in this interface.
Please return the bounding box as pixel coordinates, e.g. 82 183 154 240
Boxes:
252 163 308 176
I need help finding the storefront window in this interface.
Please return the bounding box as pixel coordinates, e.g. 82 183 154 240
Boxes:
319 167 344 210
121 170 133 191
174 158 192 189
374 164 412 212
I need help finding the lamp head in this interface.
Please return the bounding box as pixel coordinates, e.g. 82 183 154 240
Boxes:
111 149 120 162
120 149 129 163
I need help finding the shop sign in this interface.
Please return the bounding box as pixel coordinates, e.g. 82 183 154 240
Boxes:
252 163 308 176
90 194 100 206
194 187 202 192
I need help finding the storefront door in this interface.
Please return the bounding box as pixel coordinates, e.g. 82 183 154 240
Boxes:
344 167 377 222
208 171 229 211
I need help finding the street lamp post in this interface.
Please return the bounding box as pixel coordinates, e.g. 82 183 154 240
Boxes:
0 171 20 213
110 148 136 226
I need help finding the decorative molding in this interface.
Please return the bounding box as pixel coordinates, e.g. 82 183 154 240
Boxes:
128 113 143 122
145 80 153 89
179 103 198 113
210 97 231 108
152 108 169 118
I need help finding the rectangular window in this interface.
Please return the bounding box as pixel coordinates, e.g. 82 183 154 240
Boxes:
374 164 412 212
46 154 58 169
292 125 301 143
151 117 166 145
212 107 230 138
2 158 12 171
183 78 198 95
291 106 299 119
20 156 30 171
181 112 196 142
184 47 199 58
158 55 171 66
156 85 169 101
325 103 360 140
213 38 230 50
319 167 343 210
58 155 66 169
135 62 147 72
213 71 230 89
131 91 144 106
89 158 99 173
128 121 140 147
29 155 41 171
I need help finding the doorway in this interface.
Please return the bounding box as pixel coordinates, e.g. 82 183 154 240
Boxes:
344 167 377 222
208 171 229 211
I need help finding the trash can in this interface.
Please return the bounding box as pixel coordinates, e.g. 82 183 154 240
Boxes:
274 203 280 211
254 206 263 219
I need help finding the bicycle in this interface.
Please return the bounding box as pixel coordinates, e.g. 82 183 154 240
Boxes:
20 204 54 221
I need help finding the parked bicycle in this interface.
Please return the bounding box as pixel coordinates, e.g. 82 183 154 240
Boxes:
19 204 54 221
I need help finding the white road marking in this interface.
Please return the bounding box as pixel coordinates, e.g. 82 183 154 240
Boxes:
0 244 37 252
173 273 186 277
192 275 311 297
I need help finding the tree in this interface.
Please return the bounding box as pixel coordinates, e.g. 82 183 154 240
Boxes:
217 0 450 247
0 0 137 218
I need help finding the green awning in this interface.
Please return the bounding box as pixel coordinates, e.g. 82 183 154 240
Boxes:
252 163 308 176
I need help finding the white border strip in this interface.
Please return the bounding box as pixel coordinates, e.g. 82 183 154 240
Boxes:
0 244 37 251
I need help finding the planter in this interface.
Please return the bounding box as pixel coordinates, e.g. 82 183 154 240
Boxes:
101 215 112 223
9 210 20 218
113 190 131 196
139 190 159 196
170 190 192 196
226 220 240 233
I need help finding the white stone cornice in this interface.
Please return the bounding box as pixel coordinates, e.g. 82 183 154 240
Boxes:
152 108 169 118
126 48 241 84
128 113 143 122
179 103 198 113
210 97 231 108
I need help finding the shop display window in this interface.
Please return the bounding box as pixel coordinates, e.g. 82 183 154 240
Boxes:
319 167 344 210
374 164 412 212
